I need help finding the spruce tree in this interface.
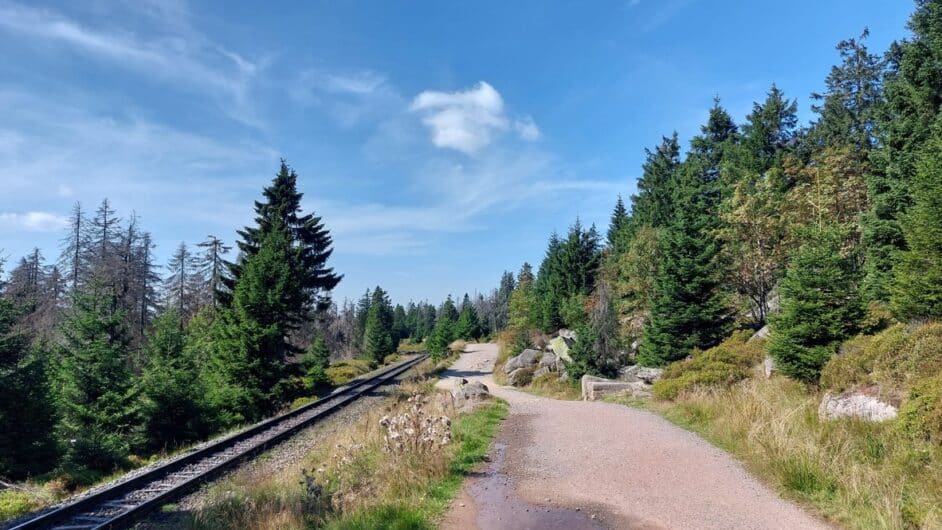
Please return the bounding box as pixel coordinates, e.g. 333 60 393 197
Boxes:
455 302 481 340
55 282 139 472
0 298 58 478
631 134 682 229
220 160 342 325
769 226 864 383
302 334 331 391
211 219 301 421
363 286 394 363
890 128 942 320
139 310 214 450
638 107 733 366
865 1 942 301
509 263 536 330
607 195 629 248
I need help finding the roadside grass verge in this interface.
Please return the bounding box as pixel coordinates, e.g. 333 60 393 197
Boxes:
186 361 507 530
614 377 942 529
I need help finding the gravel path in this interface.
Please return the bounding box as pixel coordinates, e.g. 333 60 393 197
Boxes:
439 344 832 530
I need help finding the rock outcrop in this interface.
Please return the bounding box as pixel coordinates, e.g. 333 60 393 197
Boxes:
818 390 898 422
581 374 653 401
618 365 663 384
451 378 492 412
504 348 543 374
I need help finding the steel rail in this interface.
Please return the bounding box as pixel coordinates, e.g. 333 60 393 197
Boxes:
10 354 428 530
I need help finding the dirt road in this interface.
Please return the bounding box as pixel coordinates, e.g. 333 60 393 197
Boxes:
437 343 830 530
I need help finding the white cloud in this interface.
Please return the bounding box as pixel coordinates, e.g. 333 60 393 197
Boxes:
514 116 541 141
410 81 537 154
0 211 69 232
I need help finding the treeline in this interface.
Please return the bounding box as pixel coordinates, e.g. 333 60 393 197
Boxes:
0 162 352 481
500 3 942 384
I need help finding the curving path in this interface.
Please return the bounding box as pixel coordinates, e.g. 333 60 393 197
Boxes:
437 343 831 530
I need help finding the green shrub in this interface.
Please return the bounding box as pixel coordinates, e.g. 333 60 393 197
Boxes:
898 373 942 444
652 333 764 400
325 359 375 386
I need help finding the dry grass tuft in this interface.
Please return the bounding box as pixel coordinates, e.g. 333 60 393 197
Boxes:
643 377 942 529
188 374 507 530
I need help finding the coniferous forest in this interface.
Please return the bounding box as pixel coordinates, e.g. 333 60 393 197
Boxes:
2 2 942 527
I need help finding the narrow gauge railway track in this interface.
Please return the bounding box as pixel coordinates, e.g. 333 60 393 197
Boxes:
10 354 429 530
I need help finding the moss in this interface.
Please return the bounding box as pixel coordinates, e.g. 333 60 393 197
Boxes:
652 333 764 400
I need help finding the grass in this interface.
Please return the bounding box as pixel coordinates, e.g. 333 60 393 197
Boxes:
527 372 581 400
613 377 942 529
184 361 508 530
325 358 376 386
0 489 43 521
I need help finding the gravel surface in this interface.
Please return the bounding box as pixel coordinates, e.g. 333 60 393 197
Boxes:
439 344 832 530
132 364 425 530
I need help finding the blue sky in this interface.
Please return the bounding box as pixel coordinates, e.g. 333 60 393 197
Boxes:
0 0 913 304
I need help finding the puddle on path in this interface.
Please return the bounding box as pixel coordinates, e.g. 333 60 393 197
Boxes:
466 442 609 530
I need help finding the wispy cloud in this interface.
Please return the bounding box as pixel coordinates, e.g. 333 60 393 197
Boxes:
0 211 68 232
0 1 263 127
410 81 538 154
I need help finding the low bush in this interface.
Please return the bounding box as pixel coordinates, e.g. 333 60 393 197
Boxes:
448 340 467 354
652 331 765 400
325 359 376 386
898 373 942 445
821 322 942 412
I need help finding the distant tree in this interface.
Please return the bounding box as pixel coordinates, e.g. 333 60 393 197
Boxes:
509 263 537 331
363 286 394 363
58 202 88 292
494 270 516 331
454 300 481 340
302 334 331 390
164 243 200 322
769 226 863 383
354 288 371 349
568 281 622 379
428 296 459 358
196 235 231 309
391 303 408 344
607 195 629 248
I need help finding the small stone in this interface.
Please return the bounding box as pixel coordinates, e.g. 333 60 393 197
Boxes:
591 513 597 520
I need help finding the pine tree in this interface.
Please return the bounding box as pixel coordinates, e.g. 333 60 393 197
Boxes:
164 242 199 321
631 134 682 229
354 288 372 349
139 310 215 451
363 286 394 363
196 235 231 308
428 296 459 358
509 263 536 331
55 282 139 472
639 110 733 366
211 219 301 421
769 226 864 383
220 161 342 323
607 195 629 248
455 301 481 340
391 304 408 344
302 334 331 390
890 128 942 320
495 270 516 331
0 298 58 478
58 202 88 292
865 2 942 301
